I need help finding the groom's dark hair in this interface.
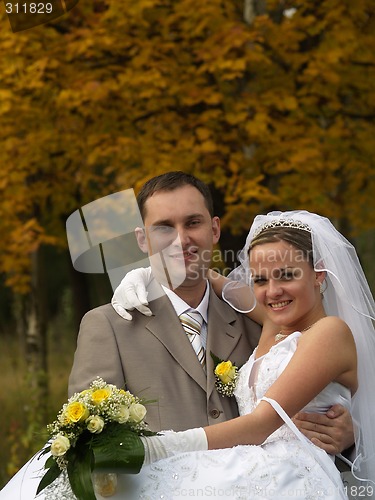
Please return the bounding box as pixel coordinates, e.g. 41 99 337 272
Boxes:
137 171 214 219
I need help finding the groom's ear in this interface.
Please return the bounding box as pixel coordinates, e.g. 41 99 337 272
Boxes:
135 227 148 253
212 216 221 244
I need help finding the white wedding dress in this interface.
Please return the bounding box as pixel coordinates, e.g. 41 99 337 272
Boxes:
0 332 349 499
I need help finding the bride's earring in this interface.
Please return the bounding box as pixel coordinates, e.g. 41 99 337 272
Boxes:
320 280 327 295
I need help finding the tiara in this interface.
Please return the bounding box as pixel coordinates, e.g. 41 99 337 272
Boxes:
252 218 312 239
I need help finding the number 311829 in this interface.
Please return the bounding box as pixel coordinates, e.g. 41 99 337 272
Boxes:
5 3 53 14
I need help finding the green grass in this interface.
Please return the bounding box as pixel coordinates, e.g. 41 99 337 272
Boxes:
0 327 76 489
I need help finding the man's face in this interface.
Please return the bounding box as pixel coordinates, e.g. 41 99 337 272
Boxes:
136 185 220 289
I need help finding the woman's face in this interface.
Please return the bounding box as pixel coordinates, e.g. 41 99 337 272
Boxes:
249 240 323 332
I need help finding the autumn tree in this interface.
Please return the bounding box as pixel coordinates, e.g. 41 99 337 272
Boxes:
1 0 374 278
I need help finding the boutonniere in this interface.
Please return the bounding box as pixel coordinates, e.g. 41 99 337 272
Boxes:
210 352 239 397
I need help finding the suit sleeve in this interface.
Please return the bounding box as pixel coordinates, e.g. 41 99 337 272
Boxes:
68 308 125 396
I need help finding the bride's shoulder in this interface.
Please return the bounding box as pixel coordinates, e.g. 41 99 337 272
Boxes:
316 316 350 330
304 316 353 343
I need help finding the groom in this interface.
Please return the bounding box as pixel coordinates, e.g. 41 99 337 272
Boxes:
68 171 352 453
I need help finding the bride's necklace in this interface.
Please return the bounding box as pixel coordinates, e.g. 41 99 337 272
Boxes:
274 331 289 342
274 320 321 343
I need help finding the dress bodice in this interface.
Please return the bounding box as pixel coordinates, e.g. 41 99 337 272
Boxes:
234 331 351 420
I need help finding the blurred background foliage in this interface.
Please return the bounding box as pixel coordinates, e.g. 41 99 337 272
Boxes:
0 0 374 487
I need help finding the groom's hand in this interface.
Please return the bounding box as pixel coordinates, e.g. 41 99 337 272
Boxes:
293 404 354 455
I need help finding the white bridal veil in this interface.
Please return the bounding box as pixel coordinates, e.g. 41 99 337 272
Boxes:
226 210 375 488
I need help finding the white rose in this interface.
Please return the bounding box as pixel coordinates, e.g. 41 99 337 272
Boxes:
129 403 147 423
86 415 105 434
51 434 70 457
115 405 130 424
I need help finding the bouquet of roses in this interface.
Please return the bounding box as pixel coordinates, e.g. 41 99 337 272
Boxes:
37 377 155 500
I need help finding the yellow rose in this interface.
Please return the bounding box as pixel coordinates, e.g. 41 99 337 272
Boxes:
64 402 90 423
91 387 111 405
51 434 70 457
129 403 147 423
214 361 236 384
86 415 105 434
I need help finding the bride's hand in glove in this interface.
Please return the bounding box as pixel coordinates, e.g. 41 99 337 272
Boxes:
140 428 208 465
111 267 153 320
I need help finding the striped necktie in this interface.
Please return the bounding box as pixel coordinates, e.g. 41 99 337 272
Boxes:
179 311 206 370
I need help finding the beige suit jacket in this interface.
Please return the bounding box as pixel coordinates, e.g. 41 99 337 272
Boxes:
68 284 260 432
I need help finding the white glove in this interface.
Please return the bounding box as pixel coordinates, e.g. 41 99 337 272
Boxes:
140 428 208 465
111 267 153 320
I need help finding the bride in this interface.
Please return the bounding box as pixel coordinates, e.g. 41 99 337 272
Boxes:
2 211 375 499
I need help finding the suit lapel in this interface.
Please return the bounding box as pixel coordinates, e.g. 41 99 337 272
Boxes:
145 294 207 391
206 291 243 398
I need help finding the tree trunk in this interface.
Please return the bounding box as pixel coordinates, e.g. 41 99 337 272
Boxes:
68 254 91 333
244 0 266 25
24 248 49 425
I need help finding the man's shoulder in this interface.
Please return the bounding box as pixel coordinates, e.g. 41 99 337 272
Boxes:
83 302 114 317
81 295 175 326
80 303 122 328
